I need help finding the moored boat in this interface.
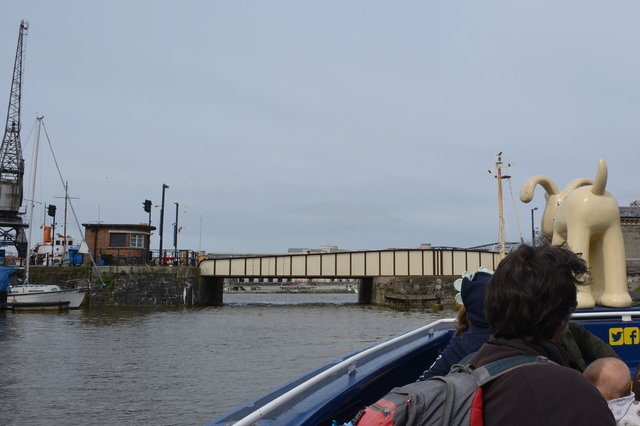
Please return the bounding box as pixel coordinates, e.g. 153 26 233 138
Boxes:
31 233 78 266
1 261 87 310
2 118 87 310
8 283 87 309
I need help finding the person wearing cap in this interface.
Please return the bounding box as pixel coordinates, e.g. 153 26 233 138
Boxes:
417 268 492 381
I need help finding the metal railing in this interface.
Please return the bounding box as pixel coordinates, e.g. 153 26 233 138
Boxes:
93 248 200 267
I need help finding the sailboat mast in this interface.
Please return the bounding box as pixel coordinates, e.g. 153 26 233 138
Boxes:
25 116 43 281
496 155 505 260
63 181 68 258
494 153 511 260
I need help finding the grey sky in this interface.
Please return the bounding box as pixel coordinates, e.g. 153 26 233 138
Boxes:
2 1 639 254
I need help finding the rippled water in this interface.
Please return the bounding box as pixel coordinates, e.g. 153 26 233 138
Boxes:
0 293 453 425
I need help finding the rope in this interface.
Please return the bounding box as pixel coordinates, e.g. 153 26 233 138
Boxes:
507 177 525 244
41 120 106 288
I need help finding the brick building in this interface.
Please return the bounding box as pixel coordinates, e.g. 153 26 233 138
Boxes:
83 223 155 265
621 207 640 274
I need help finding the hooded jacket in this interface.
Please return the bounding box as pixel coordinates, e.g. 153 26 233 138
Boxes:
468 337 615 426
418 271 492 381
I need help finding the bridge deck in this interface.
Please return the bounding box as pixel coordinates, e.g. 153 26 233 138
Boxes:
199 248 500 278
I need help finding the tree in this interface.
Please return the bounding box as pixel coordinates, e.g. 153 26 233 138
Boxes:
535 229 551 246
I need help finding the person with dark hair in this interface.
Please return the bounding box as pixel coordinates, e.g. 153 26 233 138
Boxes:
417 265 617 382
467 244 615 425
417 269 491 381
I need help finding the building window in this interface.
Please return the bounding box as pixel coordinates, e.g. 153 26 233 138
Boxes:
130 233 144 248
109 233 126 247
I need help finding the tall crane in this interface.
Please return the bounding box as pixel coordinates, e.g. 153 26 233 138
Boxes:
0 20 29 258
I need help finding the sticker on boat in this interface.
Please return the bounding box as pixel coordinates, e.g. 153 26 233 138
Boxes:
609 327 639 345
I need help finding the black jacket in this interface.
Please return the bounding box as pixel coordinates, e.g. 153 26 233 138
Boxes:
468 337 615 426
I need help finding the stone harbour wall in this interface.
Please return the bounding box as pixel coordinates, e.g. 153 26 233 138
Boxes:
373 276 458 309
26 265 200 306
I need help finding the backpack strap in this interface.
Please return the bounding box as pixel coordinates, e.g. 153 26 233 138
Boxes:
471 355 555 386
457 351 477 366
442 355 555 426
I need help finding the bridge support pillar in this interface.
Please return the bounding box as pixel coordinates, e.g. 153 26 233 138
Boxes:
358 277 373 304
199 276 224 306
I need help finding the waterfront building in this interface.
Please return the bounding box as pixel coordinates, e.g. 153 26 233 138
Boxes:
82 223 156 266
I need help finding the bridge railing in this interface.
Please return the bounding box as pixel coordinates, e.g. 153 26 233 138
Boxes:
200 248 500 278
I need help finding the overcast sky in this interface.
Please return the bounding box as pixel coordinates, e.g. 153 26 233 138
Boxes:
2 1 640 255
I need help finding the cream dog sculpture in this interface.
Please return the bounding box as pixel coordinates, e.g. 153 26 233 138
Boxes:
520 158 632 309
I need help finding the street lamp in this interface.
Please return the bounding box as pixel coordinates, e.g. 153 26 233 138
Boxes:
159 184 169 264
531 207 538 247
173 202 179 265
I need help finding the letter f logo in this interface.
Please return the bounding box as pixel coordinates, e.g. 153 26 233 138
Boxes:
624 328 640 345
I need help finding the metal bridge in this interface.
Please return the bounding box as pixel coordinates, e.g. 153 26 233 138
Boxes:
199 248 500 304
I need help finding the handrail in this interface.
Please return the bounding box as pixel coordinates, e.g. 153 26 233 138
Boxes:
572 310 640 320
232 318 456 426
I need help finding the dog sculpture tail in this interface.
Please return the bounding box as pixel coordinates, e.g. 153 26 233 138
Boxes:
592 158 607 196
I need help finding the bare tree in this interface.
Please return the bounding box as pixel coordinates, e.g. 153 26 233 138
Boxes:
535 229 552 246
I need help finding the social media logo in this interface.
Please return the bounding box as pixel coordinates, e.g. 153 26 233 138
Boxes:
609 328 624 345
624 327 639 345
609 327 640 345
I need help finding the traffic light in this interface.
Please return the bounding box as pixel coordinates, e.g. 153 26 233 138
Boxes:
47 204 56 217
143 199 152 213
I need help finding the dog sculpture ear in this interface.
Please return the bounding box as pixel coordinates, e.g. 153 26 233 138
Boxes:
520 175 559 203
520 176 560 238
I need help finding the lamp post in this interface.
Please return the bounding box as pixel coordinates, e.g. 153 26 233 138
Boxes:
159 184 169 265
173 202 179 265
531 207 538 247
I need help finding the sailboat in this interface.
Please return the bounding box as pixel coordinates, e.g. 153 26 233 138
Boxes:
7 280 87 309
6 117 87 309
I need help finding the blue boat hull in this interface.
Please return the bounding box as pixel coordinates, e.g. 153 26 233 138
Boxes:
208 308 640 426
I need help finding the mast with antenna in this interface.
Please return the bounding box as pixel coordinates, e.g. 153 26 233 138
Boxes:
54 181 79 263
492 152 511 260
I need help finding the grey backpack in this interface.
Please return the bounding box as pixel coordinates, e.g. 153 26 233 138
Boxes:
353 355 553 426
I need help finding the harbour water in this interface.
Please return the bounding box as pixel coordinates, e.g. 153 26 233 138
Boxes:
1 293 453 425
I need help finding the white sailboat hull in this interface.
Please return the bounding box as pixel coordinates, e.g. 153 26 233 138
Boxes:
8 285 87 309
